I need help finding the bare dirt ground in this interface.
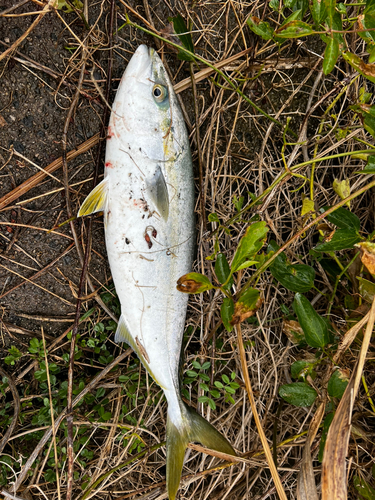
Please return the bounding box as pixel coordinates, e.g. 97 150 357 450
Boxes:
0 0 374 499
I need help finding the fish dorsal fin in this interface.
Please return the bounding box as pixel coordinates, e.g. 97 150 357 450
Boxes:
78 178 108 217
147 165 169 221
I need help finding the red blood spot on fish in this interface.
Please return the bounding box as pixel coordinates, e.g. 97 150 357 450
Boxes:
105 161 113 168
145 233 152 249
107 125 114 139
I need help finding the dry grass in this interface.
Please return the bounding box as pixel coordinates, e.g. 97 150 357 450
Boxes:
0 0 374 499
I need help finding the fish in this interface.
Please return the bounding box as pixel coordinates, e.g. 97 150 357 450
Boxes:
78 45 235 499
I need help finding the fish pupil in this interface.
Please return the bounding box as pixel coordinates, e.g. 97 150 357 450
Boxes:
154 87 161 97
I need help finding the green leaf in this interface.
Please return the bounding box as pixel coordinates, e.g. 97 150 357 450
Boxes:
353 475 375 499
208 212 220 223
214 381 224 389
293 293 330 348
358 276 375 302
323 37 339 75
231 222 268 273
201 361 211 370
221 298 234 332
322 207 360 231
198 395 209 404
177 272 214 293
222 374 230 384
333 178 350 207
356 155 375 174
215 254 233 290
268 241 315 293
275 20 314 38
311 0 327 25
279 382 318 407
327 369 349 398
247 16 274 40
318 412 335 462
315 229 362 252
168 14 195 61
208 398 216 410
57 0 83 13
291 359 315 379
186 370 198 378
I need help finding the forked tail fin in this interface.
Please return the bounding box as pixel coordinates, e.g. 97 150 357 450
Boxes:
166 403 236 500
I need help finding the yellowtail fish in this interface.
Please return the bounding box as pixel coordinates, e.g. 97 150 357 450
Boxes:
78 45 235 499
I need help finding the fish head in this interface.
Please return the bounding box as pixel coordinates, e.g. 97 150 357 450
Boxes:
111 45 187 163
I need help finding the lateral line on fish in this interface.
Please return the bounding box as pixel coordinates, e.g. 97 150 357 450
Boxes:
120 233 194 256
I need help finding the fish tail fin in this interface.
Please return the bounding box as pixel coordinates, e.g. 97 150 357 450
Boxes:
166 402 236 500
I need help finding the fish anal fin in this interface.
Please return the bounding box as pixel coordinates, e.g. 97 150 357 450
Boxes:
78 178 108 217
147 165 169 221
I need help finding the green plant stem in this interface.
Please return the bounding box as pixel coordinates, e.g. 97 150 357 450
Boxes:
211 147 375 236
239 178 375 295
309 74 360 201
119 16 290 131
327 252 360 316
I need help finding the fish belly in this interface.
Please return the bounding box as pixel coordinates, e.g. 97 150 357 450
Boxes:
104 148 194 392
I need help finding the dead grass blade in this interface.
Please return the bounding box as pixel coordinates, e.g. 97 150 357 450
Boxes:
236 324 288 500
297 438 319 500
0 133 99 211
322 295 375 500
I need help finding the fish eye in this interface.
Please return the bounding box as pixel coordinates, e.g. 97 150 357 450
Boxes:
153 84 167 103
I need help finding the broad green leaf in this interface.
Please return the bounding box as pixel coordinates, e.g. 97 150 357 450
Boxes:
215 253 233 290
343 51 375 84
353 475 375 499
358 276 375 302
231 221 268 273
177 273 214 293
247 16 274 40
323 37 339 75
268 241 315 293
301 197 315 216
275 20 314 38
168 14 195 61
281 10 303 25
333 178 350 207
322 206 360 231
311 0 327 25
234 260 258 271
221 298 234 332
291 359 315 379
315 229 362 251
318 412 335 461
356 155 375 174
279 382 318 407
323 0 336 25
369 44 375 63
365 0 375 14
321 12 344 46
293 293 329 348
327 369 349 398
294 0 309 15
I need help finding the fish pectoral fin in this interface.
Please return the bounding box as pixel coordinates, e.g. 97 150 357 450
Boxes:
77 178 108 217
147 165 169 221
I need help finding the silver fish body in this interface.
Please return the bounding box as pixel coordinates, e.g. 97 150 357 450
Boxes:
78 45 235 499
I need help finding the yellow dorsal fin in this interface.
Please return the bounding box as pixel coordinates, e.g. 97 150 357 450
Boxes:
78 178 108 217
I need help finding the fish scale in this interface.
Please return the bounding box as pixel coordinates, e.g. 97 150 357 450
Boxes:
78 44 235 500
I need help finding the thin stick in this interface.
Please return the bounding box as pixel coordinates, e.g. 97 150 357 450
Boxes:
235 324 288 500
